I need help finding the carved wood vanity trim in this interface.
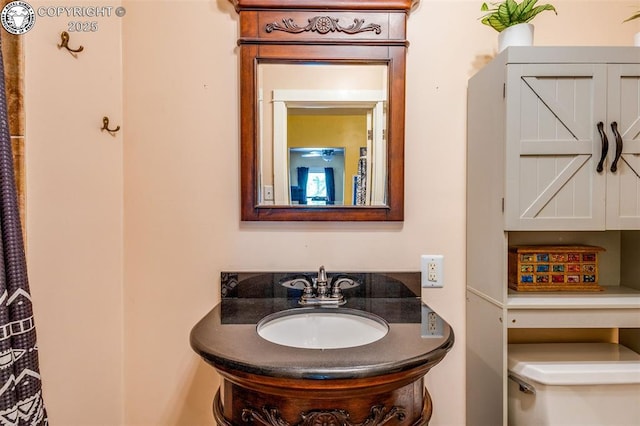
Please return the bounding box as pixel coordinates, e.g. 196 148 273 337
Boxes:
264 16 382 36
212 385 432 426
241 404 406 426
211 358 437 425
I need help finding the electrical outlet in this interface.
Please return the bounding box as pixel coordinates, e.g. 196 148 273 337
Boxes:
428 312 437 333
428 262 437 282
421 254 444 288
263 185 274 201
421 305 443 337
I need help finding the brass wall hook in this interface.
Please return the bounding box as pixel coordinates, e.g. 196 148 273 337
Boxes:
101 117 120 134
58 31 84 55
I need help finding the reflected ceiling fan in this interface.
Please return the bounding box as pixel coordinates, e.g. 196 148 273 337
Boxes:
301 149 335 161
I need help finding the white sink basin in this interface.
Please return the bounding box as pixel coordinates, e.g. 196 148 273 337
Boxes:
257 308 389 349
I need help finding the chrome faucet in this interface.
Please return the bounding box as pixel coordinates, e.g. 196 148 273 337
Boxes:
299 265 347 306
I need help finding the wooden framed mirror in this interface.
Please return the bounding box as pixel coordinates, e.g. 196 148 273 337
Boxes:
232 0 418 221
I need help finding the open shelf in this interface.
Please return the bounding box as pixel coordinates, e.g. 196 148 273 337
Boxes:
505 286 640 329
507 286 640 309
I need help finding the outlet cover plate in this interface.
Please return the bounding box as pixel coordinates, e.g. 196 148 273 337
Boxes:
421 254 444 288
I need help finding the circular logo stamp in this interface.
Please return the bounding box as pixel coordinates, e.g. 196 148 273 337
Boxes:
1 1 35 35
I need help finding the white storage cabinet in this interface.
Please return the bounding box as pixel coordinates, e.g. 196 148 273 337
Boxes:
466 47 640 426
503 49 640 231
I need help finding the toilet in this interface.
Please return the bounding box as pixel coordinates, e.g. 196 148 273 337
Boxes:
507 343 640 426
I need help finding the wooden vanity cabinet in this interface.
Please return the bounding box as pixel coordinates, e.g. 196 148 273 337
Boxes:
213 365 436 426
466 47 640 426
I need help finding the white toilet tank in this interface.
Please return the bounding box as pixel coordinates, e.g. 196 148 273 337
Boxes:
508 343 640 426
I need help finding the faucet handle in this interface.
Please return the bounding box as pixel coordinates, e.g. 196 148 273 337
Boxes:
280 275 313 290
317 265 327 283
331 281 343 298
330 275 358 289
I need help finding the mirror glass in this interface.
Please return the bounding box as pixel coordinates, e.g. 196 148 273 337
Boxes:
257 63 388 207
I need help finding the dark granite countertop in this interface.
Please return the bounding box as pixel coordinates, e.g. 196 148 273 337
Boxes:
190 272 454 380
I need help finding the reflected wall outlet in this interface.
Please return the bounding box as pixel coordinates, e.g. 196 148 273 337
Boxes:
263 185 274 201
421 305 443 337
421 254 444 288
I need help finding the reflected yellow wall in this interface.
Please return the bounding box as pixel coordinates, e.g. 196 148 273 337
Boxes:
288 113 367 205
259 63 386 187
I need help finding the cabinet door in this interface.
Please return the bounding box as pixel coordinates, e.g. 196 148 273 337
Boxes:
606 64 640 230
505 64 608 231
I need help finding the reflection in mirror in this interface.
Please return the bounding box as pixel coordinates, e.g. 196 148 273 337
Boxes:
289 147 346 205
258 63 388 207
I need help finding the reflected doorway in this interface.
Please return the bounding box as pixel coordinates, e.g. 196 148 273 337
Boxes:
267 85 387 206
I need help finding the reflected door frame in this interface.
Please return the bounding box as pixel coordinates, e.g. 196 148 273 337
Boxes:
270 89 386 205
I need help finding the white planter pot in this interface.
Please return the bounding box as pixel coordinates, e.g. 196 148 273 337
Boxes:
498 23 534 52
634 32 640 47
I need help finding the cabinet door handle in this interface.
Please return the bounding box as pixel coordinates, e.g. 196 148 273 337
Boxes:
610 121 623 173
596 122 608 173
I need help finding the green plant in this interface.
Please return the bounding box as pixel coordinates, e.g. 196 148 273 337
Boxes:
623 11 640 23
480 0 557 32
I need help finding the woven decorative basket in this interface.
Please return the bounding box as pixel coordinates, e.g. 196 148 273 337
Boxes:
508 245 605 292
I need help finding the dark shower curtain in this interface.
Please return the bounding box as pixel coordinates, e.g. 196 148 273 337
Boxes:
0 41 47 424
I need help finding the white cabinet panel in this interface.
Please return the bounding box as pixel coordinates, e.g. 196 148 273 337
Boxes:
506 64 608 230
606 65 640 229
466 291 507 426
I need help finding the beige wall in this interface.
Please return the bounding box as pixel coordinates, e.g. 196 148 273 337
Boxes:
22 1 639 425
25 1 124 423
